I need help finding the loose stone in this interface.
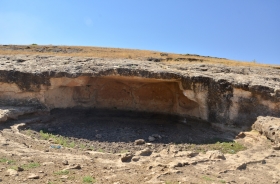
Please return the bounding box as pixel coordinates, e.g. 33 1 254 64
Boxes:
135 139 145 145
148 136 155 142
121 153 134 162
27 173 40 179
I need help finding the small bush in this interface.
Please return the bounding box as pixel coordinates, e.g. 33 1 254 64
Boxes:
202 176 214 181
83 176 96 183
0 158 15 164
22 162 40 169
79 143 86 149
39 130 52 140
69 141 76 148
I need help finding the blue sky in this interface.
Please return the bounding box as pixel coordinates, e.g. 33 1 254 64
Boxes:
0 1 279 65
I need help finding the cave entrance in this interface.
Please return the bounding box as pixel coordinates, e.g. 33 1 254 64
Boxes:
17 107 234 154
44 76 201 118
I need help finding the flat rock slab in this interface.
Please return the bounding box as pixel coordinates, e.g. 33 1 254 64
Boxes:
0 54 279 93
0 106 40 122
27 173 40 179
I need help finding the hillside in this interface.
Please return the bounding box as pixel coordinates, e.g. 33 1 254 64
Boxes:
0 44 280 183
0 44 278 68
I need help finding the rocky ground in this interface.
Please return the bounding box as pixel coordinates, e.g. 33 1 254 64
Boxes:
0 108 279 184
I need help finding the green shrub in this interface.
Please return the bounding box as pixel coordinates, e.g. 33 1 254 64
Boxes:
83 176 96 183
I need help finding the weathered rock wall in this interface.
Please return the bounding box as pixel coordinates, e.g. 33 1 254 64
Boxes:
252 116 280 143
0 76 204 120
0 55 279 127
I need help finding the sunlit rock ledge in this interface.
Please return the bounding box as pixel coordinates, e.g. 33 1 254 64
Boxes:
0 54 279 127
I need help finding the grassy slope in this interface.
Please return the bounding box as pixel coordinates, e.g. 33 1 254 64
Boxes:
0 44 278 68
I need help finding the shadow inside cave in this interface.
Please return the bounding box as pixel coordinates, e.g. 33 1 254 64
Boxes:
14 108 238 145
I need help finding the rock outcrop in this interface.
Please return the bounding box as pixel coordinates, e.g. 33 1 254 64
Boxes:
0 106 44 122
0 54 279 127
252 116 280 143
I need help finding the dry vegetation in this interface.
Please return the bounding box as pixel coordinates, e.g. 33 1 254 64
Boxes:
0 44 277 68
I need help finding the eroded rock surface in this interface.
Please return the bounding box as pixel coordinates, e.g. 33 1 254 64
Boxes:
0 106 43 122
0 54 280 127
252 116 280 143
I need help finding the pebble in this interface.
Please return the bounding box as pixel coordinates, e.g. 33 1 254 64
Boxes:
16 167 24 171
186 151 198 158
235 163 247 170
48 138 55 143
42 162 54 166
152 134 162 139
148 136 155 142
121 153 133 162
27 173 39 179
63 164 81 170
139 148 153 156
132 156 140 162
235 132 246 139
170 161 183 168
60 175 68 179
62 160 69 165
135 139 145 145
96 134 102 139
147 165 153 170
6 169 18 176
272 144 280 150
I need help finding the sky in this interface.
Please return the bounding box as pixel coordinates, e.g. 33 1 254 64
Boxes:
0 1 279 65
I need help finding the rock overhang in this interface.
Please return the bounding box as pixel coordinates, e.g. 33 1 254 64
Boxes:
0 54 279 127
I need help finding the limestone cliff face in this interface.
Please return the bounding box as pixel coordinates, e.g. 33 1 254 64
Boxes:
0 55 279 127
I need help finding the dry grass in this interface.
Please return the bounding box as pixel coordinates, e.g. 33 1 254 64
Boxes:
0 44 277 68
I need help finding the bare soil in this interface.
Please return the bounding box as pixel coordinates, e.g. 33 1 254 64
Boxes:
0 109 279 184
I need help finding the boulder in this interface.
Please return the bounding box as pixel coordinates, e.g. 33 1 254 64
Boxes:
121 153 134 162
138 148 153 156
252 116 280 143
